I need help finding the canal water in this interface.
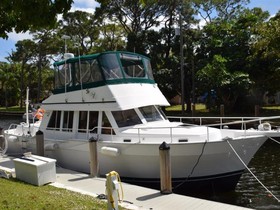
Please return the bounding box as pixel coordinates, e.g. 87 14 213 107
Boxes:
0 116 280 209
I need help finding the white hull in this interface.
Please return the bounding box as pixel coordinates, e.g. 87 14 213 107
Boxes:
5 126 266 181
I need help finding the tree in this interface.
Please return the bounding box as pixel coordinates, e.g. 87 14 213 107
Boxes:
8 39 36 108
95 0 167 53
195 6 270 111
0 0 73 38
249 11 280 97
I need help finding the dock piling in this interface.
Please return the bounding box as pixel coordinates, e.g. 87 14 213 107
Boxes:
36 130 44 156
89 137 99 177
159 141 172 194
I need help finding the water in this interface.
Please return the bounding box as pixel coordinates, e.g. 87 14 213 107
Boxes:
1 116 280 209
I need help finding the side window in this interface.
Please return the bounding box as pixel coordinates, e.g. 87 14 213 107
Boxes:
89 111 98 133
62 111 74 132
101 112 115 135
47 111 61 130
112 109 142 127
78 111 88 133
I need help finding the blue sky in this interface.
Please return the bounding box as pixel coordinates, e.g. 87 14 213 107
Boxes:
0 0 279 62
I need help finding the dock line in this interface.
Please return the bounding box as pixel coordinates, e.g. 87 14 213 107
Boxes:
172 140 208 191
267 136 280 145
227 139 280 203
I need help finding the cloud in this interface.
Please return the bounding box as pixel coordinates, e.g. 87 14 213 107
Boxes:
74 0 99 8
71 0 99 13
7 31 33 42
70 6 96 14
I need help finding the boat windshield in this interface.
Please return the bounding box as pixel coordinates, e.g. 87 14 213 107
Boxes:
139 106 166 122
112 109 142 127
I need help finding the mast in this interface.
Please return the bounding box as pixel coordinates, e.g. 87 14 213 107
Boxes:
25 87 29 125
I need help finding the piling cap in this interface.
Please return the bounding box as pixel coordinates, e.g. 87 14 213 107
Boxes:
89 136 98 142
36 130 43 135
159 141 170 150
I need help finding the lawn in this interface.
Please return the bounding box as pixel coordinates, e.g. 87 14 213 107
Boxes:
0 177 108 210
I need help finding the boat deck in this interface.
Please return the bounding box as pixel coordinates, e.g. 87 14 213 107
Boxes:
0 155 251 210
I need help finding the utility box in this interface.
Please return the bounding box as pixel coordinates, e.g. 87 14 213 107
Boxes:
14 155 56 186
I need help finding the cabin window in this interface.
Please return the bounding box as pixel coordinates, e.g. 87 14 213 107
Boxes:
102 112 115 135
112 109 142 127
75 59 103 85
47 111 61 130
99 54 123 80
139 106 163 122
62 111 74 132
78 111 88 133
89 111 98 133
120 53 146 78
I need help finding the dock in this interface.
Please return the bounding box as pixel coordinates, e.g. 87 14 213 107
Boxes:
0 155 251 210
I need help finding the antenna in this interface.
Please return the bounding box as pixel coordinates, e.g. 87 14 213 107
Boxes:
61 35 71 54
61 35 71 94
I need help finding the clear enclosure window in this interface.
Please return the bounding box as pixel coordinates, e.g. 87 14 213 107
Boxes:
112 109 142 127
120 53 146 78
55 63 72 89
99 54 123 80
62 111 74 132
143 58 154 80
139 106 163 122
75 59 103 84
47 111 61 130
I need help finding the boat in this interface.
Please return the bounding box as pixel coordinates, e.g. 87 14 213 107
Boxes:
3 51 278 193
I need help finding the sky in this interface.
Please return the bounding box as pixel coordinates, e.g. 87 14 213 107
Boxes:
0 0 279 62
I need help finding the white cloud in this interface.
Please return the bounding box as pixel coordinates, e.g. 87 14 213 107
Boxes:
73 0 99 8
70 6 96 14
7 30 33 42
71 0 99 13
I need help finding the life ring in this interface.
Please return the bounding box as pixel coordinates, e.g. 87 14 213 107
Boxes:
35 108 45 120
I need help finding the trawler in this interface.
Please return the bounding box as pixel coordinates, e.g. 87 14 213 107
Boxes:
3 51 272 192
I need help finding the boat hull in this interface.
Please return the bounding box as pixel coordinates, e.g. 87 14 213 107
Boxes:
5 133 266 192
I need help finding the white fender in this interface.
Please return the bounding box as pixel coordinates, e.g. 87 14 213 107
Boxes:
101 147 120 157
45 143 59 151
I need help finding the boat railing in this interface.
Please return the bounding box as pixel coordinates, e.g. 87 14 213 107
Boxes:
89 116 280 143
166 115 280 129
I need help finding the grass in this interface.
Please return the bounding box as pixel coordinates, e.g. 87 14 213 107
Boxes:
0 177 109 210
0 106 25 112
165 103 207 111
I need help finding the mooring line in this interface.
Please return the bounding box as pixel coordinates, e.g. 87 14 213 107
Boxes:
226 140 280 202
267 136 280 145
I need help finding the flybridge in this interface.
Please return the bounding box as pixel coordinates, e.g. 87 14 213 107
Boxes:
53 51 156 94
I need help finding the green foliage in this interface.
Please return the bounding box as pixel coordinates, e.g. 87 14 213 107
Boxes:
0 0 73 39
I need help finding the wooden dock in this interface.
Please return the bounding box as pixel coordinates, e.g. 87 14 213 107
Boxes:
0 156 252 210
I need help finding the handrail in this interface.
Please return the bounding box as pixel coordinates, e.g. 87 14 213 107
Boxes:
167 115 280 128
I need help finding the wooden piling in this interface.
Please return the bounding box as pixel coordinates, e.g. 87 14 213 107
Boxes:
159 141 172 194
191 103 195 117
0 127 4 152
89 137 99 177
220 104 225 117
255 105 260 117
36 130 44 156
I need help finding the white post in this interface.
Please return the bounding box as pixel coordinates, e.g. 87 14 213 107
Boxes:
25 87 29 125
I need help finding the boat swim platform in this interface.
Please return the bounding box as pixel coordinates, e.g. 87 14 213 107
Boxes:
0 155 251 210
